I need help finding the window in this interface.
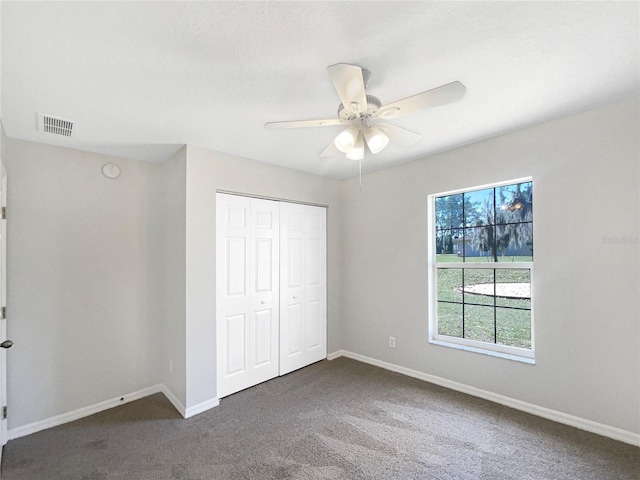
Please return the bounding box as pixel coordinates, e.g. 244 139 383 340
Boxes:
428 178 534 362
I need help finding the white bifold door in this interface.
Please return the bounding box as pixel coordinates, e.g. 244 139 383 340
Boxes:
216 194 281 398
216 193 326 398
279 202 327 375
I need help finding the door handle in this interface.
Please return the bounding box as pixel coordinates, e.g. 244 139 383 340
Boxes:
0 340 13 349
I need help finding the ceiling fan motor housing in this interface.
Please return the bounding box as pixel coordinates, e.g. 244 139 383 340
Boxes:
338 94 382 121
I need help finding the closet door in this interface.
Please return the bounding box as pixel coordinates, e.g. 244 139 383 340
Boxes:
216 194 280 398
279 203 327 375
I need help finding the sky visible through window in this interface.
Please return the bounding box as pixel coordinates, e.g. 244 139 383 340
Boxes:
435 181 533 262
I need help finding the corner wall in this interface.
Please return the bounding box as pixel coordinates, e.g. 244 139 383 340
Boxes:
151 147 187 409
1 138 343 428
3 139 162 428
183 145 343 410
340 97 640 434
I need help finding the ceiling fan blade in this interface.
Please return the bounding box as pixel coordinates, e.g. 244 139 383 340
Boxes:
319 140 341 158
265 118 350 130
376 81 466 120
327 63 368 116
375 122 422 147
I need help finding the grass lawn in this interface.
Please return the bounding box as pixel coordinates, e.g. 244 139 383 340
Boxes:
436 259 532 349
436 254 533 263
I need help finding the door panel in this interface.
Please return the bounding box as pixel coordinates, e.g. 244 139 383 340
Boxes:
254 310 273 366
280 203 327 375
288 239 303 287
307 239 320 286
216 194 280 398
287 303 303 355
306 300 321 348
255 238 273 292
226 237 246 295
226 314 246 375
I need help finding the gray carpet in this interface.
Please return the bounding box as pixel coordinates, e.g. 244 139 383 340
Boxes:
2 357 639 479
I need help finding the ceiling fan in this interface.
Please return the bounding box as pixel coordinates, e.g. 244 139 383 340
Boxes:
265 63 466 164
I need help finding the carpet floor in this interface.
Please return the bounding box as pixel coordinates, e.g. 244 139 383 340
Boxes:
2 357 639 479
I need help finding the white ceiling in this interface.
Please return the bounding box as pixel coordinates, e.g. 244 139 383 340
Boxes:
1 1 638 179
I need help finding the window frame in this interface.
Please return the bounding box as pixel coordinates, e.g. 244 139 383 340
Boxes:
427 177 535 363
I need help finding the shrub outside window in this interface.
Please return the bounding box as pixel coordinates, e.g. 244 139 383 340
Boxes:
428 178 534 362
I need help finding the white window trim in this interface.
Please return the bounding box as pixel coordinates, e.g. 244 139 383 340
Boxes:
427 178 535 363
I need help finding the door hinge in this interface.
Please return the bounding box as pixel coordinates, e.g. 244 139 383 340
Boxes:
2 406 6 420
1 307 5 319
1 207 6 220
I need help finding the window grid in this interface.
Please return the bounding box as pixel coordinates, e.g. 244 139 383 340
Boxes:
436 266 532 347
430 179 533 359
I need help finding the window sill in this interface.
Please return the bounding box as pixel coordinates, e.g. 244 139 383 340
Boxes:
429 338 535 364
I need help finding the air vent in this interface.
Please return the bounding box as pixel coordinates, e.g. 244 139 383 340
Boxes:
38 113 74 137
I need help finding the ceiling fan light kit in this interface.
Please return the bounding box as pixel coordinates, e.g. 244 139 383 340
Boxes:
265 63 466 178
345 133 365 161
364 126 389 154
334 126 359 153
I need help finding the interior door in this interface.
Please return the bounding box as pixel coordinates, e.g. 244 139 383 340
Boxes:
279 203 327 375
216 193 280 398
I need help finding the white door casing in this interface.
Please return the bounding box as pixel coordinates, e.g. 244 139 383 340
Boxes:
279 202 327 376
216 194 280 398
1 163 7 450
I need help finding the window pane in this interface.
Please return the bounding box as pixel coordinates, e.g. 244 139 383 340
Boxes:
437 268 463 303
494 221 533 261
436 228 463 262
495 182 533 261
462 225 533 262
496 307 531 349
464 305 495 343
437 302 462 338
496 269 531 309
435 194 463 231
462 268 495 306
464 187 494 227
463 226 495 262
496 182 532 224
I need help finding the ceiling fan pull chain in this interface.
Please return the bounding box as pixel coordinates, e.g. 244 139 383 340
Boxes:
359 159 363 191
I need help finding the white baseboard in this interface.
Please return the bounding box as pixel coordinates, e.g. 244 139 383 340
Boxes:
7 384 164 441
5 383 222 441
328 350 640 447
184 397 219 419
160 385 219 419
160 384 187 418
326 350 345 361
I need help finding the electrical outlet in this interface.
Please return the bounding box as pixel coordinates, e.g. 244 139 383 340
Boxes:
389 336 396 348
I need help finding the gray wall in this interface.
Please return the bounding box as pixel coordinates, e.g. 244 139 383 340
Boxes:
340 97 640 433
4 139 162 428
2 96 637 436
151 147 187 407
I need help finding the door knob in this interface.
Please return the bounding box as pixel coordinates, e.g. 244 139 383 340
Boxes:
0 340 13 349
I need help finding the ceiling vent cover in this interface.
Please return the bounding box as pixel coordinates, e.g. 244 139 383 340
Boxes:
38 113 74 137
